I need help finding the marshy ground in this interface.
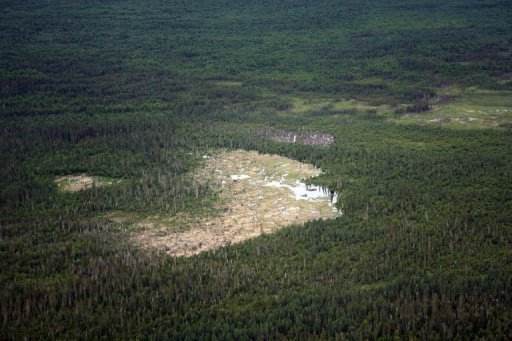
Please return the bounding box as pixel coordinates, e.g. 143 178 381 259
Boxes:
394 87 512 129
131 150 341 256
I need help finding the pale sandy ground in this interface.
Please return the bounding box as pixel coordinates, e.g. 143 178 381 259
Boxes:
132 150 341 257
55 174 102 192
55 174 120 192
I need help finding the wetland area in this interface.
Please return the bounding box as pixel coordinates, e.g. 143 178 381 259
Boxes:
133 150 341 256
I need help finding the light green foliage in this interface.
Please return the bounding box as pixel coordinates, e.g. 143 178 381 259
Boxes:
395 87 512 129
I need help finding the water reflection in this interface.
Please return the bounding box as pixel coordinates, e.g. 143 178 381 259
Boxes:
265 179 340 212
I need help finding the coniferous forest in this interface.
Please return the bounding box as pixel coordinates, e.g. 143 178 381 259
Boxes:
1 0 512 339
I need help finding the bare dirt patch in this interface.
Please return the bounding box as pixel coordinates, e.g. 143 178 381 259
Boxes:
258 128 334 147
132 150 340 256
55 174 118 192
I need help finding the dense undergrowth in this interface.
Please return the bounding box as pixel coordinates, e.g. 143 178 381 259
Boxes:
1 0 512 339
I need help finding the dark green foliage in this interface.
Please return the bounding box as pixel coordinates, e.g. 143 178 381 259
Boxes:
1 0 512 339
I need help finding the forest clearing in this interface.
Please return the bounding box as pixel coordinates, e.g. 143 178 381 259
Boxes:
55 174 119 192
129 150 340 256
394 87 512 129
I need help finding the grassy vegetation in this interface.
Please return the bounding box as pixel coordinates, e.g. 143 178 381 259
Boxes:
1 0 512 339
395 86 512 129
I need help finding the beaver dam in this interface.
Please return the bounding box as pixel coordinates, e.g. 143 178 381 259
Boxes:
133 150 341 256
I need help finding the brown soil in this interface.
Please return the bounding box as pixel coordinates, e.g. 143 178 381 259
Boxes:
132 150 340 257
55 174 100 192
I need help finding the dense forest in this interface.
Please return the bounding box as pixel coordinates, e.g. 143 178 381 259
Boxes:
1 0 512 339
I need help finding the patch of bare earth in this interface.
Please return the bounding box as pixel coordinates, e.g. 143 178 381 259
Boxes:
54 174 114 192
132 150 340 257
258 128 334 147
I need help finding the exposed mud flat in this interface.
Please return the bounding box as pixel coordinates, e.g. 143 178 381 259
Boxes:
55 174 119 192
133 150 341 257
